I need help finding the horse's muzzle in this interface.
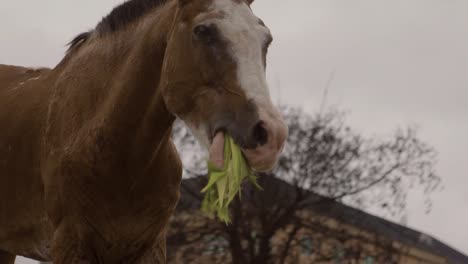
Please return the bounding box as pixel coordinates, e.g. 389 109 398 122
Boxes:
241 113 288 172
209 108 288 172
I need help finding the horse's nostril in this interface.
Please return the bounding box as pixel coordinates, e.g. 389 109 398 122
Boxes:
252 121 268 147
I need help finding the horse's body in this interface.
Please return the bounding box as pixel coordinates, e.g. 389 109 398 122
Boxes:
0 9 181 262
0 0 287 263
0 63 181 263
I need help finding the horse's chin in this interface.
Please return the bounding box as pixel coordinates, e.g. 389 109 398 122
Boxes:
242 145 280 173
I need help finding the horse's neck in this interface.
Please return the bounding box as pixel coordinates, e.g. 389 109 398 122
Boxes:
51 5 177 173
102 13 177 170
103 30 174 167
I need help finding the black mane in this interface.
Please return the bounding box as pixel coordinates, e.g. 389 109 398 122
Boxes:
68 31 92 50
95 0 167 34
68 0 167 51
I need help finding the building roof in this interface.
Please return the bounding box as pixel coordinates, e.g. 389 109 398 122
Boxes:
177 176 468 264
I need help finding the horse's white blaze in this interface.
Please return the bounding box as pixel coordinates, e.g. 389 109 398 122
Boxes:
211 0 273 109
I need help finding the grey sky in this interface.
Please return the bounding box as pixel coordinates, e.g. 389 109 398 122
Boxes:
1 0 467 263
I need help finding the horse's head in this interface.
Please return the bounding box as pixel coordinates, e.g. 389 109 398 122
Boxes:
161 0 287 172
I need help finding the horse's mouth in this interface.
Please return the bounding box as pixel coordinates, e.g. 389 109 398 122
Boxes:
208 131 281 172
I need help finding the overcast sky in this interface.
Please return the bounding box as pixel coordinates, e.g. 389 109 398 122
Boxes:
1 0 467 263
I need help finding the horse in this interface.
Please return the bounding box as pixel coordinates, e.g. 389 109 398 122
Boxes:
0 0 287 263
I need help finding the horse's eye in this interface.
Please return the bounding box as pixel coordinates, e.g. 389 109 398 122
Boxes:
193 24 218 43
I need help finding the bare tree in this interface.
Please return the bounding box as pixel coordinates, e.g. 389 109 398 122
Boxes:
169 107 441 264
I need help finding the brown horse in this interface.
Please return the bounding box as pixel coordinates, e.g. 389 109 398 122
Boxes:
0 0 287 263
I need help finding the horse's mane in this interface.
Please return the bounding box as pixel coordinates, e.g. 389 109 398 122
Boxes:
68 0 168 52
